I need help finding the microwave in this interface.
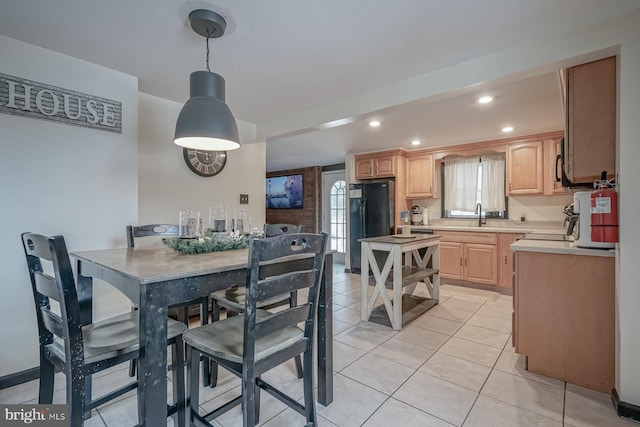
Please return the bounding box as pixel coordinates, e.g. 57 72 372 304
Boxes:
556 137 598 188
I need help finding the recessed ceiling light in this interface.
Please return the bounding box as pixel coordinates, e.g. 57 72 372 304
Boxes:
369 120 380 127
411 140 421 146
478 96 493 104
502 126 514 133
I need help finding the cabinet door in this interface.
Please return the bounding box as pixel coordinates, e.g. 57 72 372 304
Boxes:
566 56 616 183
355 158 375 179
464 243 498 285
406 154 434 197
375 155 395 177
497 233 520 288
439 241 464 280
507 141 543 194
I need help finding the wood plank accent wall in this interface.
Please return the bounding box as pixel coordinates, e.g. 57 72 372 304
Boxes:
266 166 321 233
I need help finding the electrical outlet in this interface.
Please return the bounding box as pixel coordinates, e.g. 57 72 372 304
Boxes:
240 194 249 204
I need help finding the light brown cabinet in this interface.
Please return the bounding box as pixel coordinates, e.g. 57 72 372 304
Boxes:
565 56 616 184
497 233 521 288
514 250 614 393
507 140 543 194
355 152 398 179
438 231 497 285
406 153 434 198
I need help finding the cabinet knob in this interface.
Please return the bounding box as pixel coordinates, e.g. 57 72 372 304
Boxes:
505 256 508 264
509 183 512 191
464 258 467 267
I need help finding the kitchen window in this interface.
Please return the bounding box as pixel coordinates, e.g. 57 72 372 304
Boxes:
441 154 508 218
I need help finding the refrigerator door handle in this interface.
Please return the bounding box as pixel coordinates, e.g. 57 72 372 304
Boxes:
360 199 367 238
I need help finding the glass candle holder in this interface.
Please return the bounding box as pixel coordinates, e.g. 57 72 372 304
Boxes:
234 210 251 234
209 204 227 232
179 210 201 238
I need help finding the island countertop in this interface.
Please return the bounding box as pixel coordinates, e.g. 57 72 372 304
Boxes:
511 239 616 257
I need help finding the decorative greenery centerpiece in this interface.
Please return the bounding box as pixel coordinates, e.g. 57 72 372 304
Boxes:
163 229 251 255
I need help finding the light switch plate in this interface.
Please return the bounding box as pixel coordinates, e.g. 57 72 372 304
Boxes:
240 194 249 204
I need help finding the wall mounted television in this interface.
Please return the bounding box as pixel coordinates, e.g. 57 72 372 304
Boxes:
266 174 304 209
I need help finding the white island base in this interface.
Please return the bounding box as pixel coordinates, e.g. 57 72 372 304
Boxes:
360 234 440 330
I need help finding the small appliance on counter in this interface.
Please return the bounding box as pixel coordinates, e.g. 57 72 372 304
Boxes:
411 205 423 225
573 191 615 249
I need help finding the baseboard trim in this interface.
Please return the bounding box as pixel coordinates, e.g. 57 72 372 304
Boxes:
0 367 39 390
612 388 640 421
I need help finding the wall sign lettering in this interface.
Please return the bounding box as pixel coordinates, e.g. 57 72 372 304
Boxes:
0 72 122 133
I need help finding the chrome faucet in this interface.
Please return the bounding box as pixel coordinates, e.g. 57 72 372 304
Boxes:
475 202 486 227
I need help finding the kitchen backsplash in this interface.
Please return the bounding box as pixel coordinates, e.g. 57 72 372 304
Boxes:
409 194 574 224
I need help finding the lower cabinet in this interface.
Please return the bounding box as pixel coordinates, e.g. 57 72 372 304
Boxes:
497 233 521 288
514 250 614 392
438 231 498 285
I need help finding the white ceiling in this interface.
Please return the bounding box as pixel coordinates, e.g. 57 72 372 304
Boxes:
1 0 639 171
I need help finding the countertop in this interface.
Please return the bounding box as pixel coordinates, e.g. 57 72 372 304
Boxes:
510 239 616 257
404 221 565 234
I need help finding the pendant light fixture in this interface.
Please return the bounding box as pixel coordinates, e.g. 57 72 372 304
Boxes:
174 9 240 151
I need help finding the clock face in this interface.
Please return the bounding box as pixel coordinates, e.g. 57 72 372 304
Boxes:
183 149 227 177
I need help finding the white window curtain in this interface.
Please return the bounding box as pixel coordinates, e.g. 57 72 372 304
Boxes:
480 153 506 211
444 156 480 211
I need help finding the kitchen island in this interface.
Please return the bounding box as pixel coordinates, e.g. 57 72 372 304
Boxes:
511 239 615 393
360 234 440 330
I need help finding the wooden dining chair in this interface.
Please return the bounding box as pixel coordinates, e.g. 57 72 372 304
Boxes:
21 232 187 427
208 223 304 387
126 224 210 380
183 232 328 427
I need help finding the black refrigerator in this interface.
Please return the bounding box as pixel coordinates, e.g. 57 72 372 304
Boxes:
349 180 395 273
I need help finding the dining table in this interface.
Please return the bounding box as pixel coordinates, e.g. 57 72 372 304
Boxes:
71 244 333 427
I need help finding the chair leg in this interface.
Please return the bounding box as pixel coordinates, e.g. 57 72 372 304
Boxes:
38 356 55 404
294 355 303 379
208 299 221 388
67 362 85 426
242 377 257 427
83 373 92 420
201 297 211 388
171 337 186 427
254 380 261 425
302 349 316 425
128 359 137 378
186 345 201 425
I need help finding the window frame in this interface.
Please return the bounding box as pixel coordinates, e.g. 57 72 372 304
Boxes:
440 159 509 219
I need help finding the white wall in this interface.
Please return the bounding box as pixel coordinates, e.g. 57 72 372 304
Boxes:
0 35 138 376
138 93 265 233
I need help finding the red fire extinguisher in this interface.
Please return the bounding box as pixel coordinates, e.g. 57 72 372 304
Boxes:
591 181 619 243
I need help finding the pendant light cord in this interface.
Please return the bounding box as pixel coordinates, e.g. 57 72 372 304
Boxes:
205 36 211 72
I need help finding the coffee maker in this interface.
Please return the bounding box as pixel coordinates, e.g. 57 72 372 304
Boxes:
411 206 423 225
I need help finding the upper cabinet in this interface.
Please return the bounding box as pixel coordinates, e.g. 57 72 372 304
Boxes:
565 56 616 183
406 153 434 198
355 151 401 179
506 140 543 194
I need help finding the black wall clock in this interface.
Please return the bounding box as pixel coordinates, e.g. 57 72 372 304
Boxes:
183 148 227 177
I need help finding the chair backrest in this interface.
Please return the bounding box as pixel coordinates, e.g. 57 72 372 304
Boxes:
21 232 85 365
263 223 303 238
242 232 327 374
126 224 180 248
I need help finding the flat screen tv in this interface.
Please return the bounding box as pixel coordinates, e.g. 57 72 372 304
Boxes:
266 174 303 209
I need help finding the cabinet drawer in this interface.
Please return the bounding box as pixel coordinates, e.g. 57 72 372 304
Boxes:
436 231 498 245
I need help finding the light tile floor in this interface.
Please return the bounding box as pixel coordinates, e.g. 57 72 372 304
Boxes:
1 264 637 426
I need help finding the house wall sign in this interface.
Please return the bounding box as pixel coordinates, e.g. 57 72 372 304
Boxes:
0 72 122 133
